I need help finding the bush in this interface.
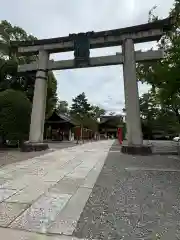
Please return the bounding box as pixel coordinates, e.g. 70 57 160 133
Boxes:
0 89 32 143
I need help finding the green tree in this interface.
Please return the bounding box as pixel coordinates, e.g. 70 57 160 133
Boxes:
0 20 57 116
72 113 98 132
70 92 101 132
139 91 159 121
139 91 158 138
0 89 31 143
70 92 92 117
82 114 99 132
90 105 106 119
139 90 178 138
46 71 58 118
136 1 180 129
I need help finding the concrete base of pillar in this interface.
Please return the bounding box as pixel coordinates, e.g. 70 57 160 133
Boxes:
121 144 152 155
21 141 49 152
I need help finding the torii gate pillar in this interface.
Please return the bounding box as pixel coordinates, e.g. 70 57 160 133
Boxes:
121 38 152 155
122 38 143 145
21 50 49 151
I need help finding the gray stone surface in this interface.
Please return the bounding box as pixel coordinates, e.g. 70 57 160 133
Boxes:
0 140 114 239
0 226 89 240
149 140 179 154
50 177 84 195
0 177 30 190
82 158 105 189
10 191 72 233
0 202 28 226
0 141 80 168
6 185 47 203
48 187 92 235
122 139 179 155
0 189 17 202
74 141 180 240
5 140 113 236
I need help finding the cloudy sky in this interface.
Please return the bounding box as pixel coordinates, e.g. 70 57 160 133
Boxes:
1 0 174 113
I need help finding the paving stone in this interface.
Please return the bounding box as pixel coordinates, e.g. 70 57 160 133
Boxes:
41 172 65 182
10 191 72 233
0 189 17 202
83 160 106 189
26 177 55 189
67 152 109 182
48 187 92 235
0 202 28 227
67 169 91 179
0 170 15 180
0 140 113 238
42 166 75 182
24 167 48 176
61 158 83 172
67 160 97 179
6 185 46 203
0 178 29 190
0 226 90 239
0 178 11 186
50 177 84 195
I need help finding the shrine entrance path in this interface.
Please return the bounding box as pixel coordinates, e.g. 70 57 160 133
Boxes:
0 140 114 240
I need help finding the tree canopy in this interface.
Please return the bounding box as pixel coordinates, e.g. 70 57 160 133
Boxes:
139 91 178 139
69 92 106 131
0 89 32 142
0 20 58 143
70 92 106 119
70 92 92 117
136 0 180 136
0 20 58 116
90 105 106 119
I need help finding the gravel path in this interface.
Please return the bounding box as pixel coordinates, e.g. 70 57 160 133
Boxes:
74 141 180 239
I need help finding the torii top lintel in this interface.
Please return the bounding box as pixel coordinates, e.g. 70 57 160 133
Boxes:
11 18 172 55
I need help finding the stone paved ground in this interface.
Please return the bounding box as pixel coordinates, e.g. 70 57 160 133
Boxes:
0 140 114 240
0 140 178 169
123 139 179 155
149 140 179 155
0 141 80 168
74 141 180 240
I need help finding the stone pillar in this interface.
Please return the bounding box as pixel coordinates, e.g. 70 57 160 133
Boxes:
21 50 49 152
122 38 142 145
122 39 152 155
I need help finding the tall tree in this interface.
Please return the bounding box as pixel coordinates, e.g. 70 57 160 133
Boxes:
139 90 178 138
136 1 180 127
70 92 92 117
70 92 101 131
139 91 159 120
0 20 57 116
90 105 106 119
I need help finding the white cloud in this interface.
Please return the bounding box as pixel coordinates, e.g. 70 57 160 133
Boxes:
0 0 174 113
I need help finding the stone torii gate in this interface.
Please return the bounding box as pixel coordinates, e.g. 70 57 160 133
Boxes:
11 18 172 153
